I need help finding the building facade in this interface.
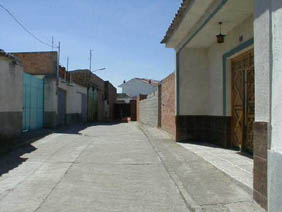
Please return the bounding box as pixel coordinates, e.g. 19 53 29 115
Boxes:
71 69 117 122
161 0 282 211
0 50 23 151
13 51 88 128
104 81 117 121
119 78 159 97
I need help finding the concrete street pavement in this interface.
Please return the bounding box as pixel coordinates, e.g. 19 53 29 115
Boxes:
140 125 265 212
0 123 189 212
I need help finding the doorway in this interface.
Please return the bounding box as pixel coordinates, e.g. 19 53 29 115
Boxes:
231 49 254 154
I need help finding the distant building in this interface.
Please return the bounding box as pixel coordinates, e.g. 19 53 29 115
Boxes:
116 93 132 104
118 78 159 98
70 69 117 122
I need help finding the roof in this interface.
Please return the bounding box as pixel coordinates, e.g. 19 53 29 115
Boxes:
0 49 22 64
69 69 105 90
117 93 131 99
161 0 190 44
135 78 160 86
119 78 160 87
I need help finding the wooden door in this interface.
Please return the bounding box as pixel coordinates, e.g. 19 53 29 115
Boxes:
245 52 255 153
231 49 254 153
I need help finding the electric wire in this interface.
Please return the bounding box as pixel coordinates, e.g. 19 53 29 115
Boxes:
0 3 58 49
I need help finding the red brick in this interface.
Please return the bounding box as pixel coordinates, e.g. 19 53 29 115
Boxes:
160 73 176 137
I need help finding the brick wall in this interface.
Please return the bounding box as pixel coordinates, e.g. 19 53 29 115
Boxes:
104 81 117 121
12 52 57 75
160 73 176 137
71 70 106 122
139 89 160 127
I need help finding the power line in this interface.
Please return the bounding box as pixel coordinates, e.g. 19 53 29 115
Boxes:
0 3 58 49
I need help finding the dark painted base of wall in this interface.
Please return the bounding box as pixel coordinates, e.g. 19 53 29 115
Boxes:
66 113 86 125
176 115 231 148
0 112 22 153
253 122 268 210
44 112 57 128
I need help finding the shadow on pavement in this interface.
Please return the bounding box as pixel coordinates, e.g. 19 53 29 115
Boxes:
0 121 125 177
178 140 253 159
0 143 36 177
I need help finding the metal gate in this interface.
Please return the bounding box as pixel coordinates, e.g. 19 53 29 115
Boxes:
23 73 44 131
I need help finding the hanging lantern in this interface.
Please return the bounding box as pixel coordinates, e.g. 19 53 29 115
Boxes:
217 22 225 44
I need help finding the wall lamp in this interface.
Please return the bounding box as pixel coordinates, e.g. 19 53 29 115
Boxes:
217 22 226 44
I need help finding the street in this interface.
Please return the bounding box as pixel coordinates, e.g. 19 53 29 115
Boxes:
0 123 189 212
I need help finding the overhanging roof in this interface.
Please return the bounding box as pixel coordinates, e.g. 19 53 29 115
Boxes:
161 0 191 44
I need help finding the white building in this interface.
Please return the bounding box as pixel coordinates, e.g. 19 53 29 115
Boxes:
118 78 159 98
162 0 282 211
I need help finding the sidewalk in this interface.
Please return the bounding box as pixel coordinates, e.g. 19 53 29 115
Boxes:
139 124 265 212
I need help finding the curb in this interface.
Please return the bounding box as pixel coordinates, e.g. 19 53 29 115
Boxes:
138 124 203 212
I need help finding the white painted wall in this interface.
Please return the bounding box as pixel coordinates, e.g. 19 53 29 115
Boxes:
270 0 282 153
120 79 157 97
178 48 210 115
178 16 254 116
207 16 254 116
58 81 87 114
44 77 57 113
0 57 23 112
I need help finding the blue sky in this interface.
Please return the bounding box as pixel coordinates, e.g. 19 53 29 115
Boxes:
0 0 181 91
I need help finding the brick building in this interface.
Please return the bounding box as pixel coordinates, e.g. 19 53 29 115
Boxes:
160 73 176 137
104 81 117 121
12 51 88 128
70 70 116 122
12 51 58 128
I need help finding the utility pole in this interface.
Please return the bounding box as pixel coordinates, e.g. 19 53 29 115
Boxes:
56 41 61 86
66 56 69 82
52 36 54 51
89 49 92 71
67 57 69 72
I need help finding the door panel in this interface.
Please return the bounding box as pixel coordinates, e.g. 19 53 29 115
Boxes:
23 73 44 131
57 88 66 126
245 51 255 153
81 93 87 122
231 60 245 148
231 49 254 153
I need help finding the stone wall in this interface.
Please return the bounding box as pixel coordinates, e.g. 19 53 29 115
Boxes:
160 73 176 137
139 89 160 128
